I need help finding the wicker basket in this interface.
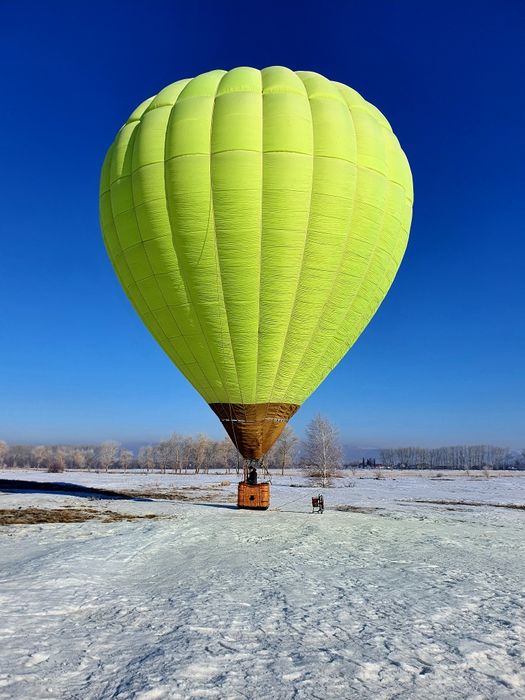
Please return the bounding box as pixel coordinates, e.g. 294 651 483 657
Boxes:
237 481 270 510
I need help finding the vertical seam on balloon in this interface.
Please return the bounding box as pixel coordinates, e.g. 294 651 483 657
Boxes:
317 157 412 388
264 74 315 405
254 69 264 404
105 131 205 391
301 181 396 398
166 73 238 405
258 72 274 442
280 85 360 402
127 129 208 392
162 74 233 404
209 72 243 457
106 131 166 346
301 185 411 400
257 68 305 437
295 111 397 400
130 120 210 392
128 102 215 398
209 71 245 406
146 81 223 397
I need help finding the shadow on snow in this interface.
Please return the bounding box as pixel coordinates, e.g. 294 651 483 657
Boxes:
0 479 153 501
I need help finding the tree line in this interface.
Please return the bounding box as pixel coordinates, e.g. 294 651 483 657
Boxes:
378 445 524 469
0 426 302 475
1 422 523 475
0 416 338 481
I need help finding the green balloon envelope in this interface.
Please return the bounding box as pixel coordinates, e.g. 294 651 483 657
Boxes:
100 66 413 459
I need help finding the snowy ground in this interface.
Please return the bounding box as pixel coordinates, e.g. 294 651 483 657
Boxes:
1 469 524 699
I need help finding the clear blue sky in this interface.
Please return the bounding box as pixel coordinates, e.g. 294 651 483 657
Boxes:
1 1 524 449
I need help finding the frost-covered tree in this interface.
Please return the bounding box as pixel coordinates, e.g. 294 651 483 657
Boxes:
0 440 7 467
267 426 299 475
301 415 343 487
32 445 51 470
71 448 87 471
192 434 212 474
166 433 186 473
216 437 239 474
181 436 194 474
31 445 47 469
47 448 66 473
153 440 172 473
138 445 155 472
119 449 133 472
97 441 120 472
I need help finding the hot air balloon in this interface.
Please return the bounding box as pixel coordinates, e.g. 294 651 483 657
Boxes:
100 66 413 505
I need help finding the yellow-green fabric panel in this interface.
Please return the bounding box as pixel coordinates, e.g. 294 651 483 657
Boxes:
210 73 263 403
268 80 359 401
255 67 313 400
289 82 413 401
164 71 240 402
100 66 413 406
100 82 219 398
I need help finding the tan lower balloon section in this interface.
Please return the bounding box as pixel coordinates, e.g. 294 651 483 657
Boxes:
209 403 300 460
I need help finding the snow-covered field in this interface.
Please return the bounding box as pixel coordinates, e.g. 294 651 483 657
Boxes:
1 469 524 699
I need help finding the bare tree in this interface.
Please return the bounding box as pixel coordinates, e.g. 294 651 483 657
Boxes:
301 415 343 487
4 445 31 469
181 436 194 474
71 448 87 471
267 426 299 475
84 448 95 471
192 434 211 474
119 449 133 472
32 445 48 470
215 437 238 474
47 448 66 473
97 441 120 472
0 440 7 467
138 445 155 472
153 440 172 473
165 433 184 473
39 446 54 471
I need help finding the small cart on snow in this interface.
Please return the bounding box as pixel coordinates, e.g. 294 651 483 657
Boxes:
311 494 325 514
